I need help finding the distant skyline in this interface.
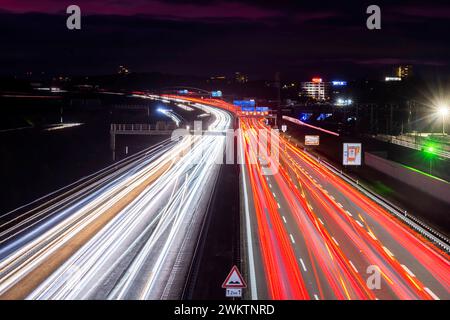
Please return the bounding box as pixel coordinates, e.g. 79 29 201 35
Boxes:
1 0 450 79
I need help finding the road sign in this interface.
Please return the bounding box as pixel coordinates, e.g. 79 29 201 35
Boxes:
343 143 362 165
226 288 242 298
233 100 256 108
305 135 319 146
222 265 247 289
281 125 287 132
211 90 222 97
241 106 255 112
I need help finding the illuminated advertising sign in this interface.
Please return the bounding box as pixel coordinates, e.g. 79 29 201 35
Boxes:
255 106 269 112
385 77 402 82
332 81 347 86
343 143 362 165
211 90 222 97
305 135 320 146
178 89 188 94
312 77 323 83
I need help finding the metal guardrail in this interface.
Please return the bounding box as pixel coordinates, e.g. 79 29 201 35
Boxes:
391 138 450 159
303 150 450 253
371 134 450 159
111 123 178 132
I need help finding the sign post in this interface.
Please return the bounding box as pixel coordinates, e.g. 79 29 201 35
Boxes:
222 265 247 298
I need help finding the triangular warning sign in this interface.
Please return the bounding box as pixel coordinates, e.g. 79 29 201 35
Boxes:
222 265 247 288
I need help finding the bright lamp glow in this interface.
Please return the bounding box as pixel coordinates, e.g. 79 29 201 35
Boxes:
438 105 449 116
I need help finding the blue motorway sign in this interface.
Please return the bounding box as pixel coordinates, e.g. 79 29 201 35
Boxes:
233 100 256 108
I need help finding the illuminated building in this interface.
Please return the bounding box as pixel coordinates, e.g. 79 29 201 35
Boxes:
118 65 130 75
395 65 413 79
235 72 248 83
300 78 330 101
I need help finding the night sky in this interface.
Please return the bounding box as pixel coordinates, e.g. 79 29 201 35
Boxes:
1 0 449 79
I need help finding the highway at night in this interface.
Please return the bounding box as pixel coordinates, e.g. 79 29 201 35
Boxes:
0 96 448 301
240 117 449 300
0 96 231 299
2 2 450 315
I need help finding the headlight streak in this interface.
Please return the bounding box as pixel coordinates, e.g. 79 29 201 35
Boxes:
0 96 232 300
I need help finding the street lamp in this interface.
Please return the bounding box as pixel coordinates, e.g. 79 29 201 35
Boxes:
437 105 449 134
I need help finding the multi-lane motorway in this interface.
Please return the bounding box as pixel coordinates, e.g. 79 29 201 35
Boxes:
240 117 449 300
0 96 231 299
0 96 448 300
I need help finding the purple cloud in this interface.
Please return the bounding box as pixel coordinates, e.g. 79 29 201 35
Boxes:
0 0 282 19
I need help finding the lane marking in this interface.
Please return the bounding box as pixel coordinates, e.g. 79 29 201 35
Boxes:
424 287 440 300
314 294 319 300
299 258 307 272
269 183 272 188
349 260 358 273
367 231 377 241
332 237 339 246
346 210 352 217
382 246 395 258
240 148 258 299
329 195 335 200
272 192 277 198
337 202 343 208
318 218 325 225
290 234 296 244
282 216 287 224
356 220 364 228
401 264 416 278
277 202 281 209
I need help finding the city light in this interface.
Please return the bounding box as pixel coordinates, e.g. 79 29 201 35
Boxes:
385 76 402 82
437 104 449 134
332 81 347 86
438 105 449 116
335 98 353 106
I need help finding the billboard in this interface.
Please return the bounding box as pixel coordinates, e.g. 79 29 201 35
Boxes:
343 143 362 165
305 135 320 146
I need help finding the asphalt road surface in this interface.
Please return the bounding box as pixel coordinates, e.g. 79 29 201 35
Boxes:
240 117 449 300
